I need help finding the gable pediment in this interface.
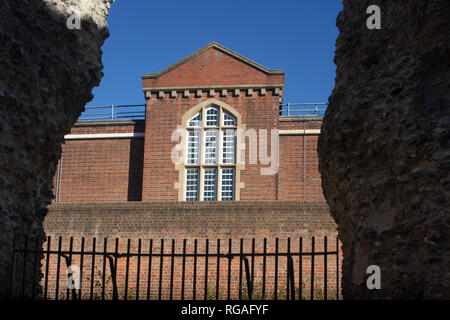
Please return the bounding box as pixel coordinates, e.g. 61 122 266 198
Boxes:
142 42 284 89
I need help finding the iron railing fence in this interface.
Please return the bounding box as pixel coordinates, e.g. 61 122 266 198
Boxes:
9 235 341 301
78 104 146 122
279 103 328 117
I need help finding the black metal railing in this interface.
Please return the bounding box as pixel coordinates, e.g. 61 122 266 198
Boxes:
9 235 341 301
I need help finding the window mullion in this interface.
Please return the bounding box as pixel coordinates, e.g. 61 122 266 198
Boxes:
199 167 203 201
219 107 222 165
218 130 223 166
218 133 222 201
218 165 222 201
198 106 204 201
218 107 222 201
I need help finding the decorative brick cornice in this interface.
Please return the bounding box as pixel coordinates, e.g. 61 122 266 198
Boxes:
143 84 284 99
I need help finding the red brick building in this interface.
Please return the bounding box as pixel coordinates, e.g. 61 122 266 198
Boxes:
44 43 339 300
53 42 324 203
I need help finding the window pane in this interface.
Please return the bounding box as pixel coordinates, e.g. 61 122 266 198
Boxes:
221 168 234 201
187 130 201 164
206 107 219 126
203 168 217 201
223 113 236 126
222 129 235 164
188 111 202 127
204 130 218 164
185 168 199 201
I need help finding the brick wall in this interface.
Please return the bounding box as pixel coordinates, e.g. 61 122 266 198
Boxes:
279 135 324 201
53 118 325 202
142 46 284 88
278 118 323 131
42 201 341 300
39 43 338 300
142 91 282 201
53 121 145 202
52 44 327 203
278 118 324 201
142 46 284 201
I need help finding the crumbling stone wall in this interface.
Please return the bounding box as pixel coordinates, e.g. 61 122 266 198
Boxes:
319 0 449 299
0 0 113 298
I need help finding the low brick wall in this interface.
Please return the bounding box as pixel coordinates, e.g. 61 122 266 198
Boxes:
42 201 341 299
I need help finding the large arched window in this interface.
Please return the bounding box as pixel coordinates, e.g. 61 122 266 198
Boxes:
174 99 245 202
184 105 237 201
159 90 255 205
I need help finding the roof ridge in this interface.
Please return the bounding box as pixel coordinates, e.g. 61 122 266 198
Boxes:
142 42 283 79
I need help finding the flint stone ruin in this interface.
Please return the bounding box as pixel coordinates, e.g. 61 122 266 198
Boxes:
0 0 113 298
319 0 449 299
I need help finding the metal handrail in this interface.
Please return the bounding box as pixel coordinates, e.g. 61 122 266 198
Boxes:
78 102 327 121
78 104 146 122
280 103 327 117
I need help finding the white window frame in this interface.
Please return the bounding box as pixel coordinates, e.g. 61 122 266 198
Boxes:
203 129 219 165
220 167 235 201
183 104 237 201
186 129 201 165
188 111 202 128
205 107 219 127
223 112 237 127
221 129 236 165
185 168 200 201
202 167 218 201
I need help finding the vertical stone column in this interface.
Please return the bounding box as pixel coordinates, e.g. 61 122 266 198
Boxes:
319 0 449 299
0 0 114 299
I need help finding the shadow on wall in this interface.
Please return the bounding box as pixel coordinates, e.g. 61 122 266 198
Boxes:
127 123 145 201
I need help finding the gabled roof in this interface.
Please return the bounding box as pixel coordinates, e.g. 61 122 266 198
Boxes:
142 42 284 79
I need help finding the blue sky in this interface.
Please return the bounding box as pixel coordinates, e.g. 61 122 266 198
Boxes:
88 0 342 108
